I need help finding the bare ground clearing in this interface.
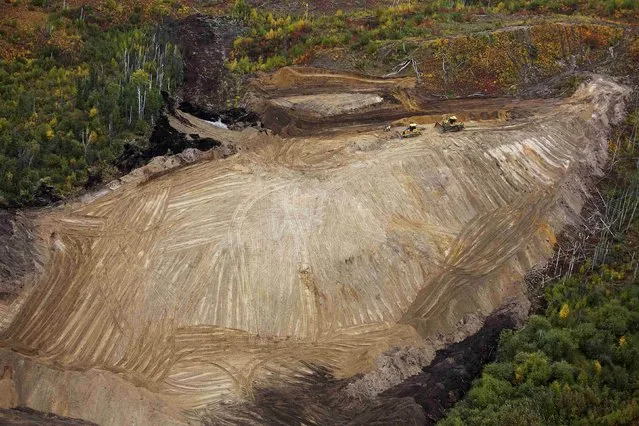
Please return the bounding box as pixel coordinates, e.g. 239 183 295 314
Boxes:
0 69 630 424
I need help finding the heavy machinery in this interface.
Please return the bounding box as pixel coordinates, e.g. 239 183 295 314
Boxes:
435 116 464 132
399 123 422 139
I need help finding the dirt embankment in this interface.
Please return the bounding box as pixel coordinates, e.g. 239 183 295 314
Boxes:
383 302 526 424
116 111 226 174
206 300 525 425
0 212 44 302
0 71 628 425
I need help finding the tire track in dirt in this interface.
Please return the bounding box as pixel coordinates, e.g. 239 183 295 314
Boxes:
0 77 629 425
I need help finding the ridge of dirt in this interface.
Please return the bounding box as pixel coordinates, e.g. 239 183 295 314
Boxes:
248 66 569 136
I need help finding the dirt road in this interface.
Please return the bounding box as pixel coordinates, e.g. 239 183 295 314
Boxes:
0 73 629 424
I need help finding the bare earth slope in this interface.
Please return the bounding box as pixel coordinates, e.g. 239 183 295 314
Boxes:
0 75 629 425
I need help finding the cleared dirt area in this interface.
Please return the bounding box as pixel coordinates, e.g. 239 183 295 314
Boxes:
0 69 629 424
249 66 559 136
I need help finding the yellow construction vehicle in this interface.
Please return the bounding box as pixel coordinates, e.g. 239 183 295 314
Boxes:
399 123 422 139
435 116 464 132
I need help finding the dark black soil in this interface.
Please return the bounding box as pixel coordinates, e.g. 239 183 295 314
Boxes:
213 306 521 425
383 309 519 424
209 363 426 425
29 181 62 207
175 14 243 113
115 113 221 174
0 407 96 425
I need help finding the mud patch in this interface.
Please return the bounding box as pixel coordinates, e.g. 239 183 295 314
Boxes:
116 114 222 173
384 305 522 424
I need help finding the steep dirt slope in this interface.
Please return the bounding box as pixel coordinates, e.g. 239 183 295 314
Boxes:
176 14 243 113
0 212 45 302
0 75 628 425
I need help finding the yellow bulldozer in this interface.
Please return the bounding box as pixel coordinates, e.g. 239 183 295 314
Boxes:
435 116 465 132
399 123 422 139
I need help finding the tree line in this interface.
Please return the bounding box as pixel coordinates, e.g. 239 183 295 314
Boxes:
0 9 182 207
441 111 639 425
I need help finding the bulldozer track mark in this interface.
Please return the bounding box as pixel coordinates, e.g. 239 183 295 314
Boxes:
0 76 628 424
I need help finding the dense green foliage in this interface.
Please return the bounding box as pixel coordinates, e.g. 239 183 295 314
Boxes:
228 1 483 73
0 11 182 207
441 113 639 425
442 270 639 424
1 0 636 208
227 0 637 74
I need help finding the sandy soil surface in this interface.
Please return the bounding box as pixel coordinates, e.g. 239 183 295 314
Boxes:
0 70 629 424
271 93 386 117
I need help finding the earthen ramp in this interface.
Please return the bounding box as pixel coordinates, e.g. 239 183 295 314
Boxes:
0 76 629 425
